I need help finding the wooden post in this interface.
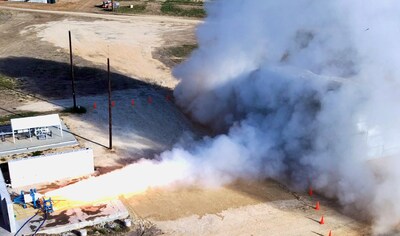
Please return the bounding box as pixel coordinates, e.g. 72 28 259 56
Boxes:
69 31 77 109
108 58 112 150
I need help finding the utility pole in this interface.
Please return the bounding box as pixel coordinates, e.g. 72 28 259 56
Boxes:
108 58 112 150
69 31 77 110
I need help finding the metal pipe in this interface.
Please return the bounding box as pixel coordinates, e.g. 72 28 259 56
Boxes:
108 58 112 150
69 31 77 109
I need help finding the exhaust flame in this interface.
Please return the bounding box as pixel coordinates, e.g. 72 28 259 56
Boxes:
46 158 191 205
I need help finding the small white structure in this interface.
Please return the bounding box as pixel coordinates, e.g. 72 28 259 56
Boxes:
10 114 63 143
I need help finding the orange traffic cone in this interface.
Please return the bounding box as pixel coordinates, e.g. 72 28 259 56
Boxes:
93 102 97 109
315 201 320 210
319 216 324 225
328 230 332 236
309 186 313 196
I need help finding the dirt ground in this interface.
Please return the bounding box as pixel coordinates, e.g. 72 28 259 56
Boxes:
31 17 195 87
0 4 372 236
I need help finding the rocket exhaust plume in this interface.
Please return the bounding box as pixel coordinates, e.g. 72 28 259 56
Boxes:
47 0 400 234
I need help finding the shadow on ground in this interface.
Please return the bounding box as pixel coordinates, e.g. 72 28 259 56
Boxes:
0 56 170 99
0 56 198 166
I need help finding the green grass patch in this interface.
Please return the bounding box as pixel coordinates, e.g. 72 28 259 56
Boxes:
0 75 15 90
31 151 43 157
167 44 198 58
164 0 203 6
115 4 147 14
161 1 206 17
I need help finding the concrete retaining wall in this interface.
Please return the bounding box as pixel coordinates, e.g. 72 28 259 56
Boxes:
9 148 94 188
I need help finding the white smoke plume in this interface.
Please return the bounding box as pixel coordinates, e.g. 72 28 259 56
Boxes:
171 0 400 234
47 0 400 234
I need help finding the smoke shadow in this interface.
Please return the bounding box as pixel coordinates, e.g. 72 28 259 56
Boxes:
0 57 195 158
0 56 170 99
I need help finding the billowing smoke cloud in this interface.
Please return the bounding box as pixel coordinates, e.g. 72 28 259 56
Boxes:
47 1 400 234
169 0 400 234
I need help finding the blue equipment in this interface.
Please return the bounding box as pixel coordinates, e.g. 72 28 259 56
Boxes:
13 191 26 208
30 189 39 209
13 192 53 236
13 188 40 209
42 197 54 214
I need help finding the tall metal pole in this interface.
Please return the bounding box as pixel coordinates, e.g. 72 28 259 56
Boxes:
108 58 112 150
69 31 77 109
